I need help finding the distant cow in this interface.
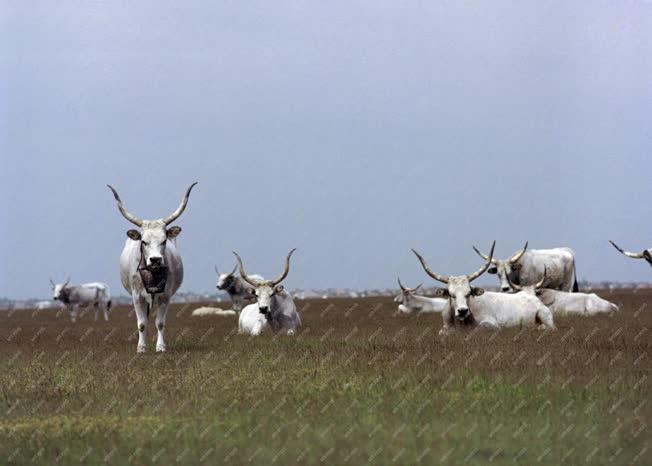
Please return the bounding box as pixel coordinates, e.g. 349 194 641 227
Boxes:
609 241 652 268
509 269 619 316
234 249 301 336
473 242 578 292
394 278 448 314
215 265 263 312
50 278 112 322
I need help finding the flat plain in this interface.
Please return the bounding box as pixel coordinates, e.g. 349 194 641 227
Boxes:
0 289 649 465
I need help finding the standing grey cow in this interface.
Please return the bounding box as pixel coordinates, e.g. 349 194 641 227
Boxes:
609 241 652 268
233 249 301 336
107 182 197 353
215 265 264 312
50 278 112 322
472 242 578 292
394 278 448 314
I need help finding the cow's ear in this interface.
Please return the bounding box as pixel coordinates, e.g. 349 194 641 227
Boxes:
433 288 449 298
471 287 485 296
167 226 182 239
127 230 141 241
488 266 498 274
511 263 522 271
275 285 284 293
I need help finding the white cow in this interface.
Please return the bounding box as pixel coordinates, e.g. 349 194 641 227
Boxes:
108 182 197 353
215 264 263 312
411 242 555 334
50 278 112 322
394 277 448 314
234 249 301 336
609 241 652 268
508 269 619 316
473 242 578 292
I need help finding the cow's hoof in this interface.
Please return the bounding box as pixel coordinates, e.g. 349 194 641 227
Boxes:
156 345 167 353
137 345 146 353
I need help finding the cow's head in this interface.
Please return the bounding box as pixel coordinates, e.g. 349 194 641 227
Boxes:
609 241 652 268
412 242 495 321
215 264 239 291
50 277 71 302
506 267 548 297
233 249 296 315
394 277 423 312
472 242 528 292
107 183 197 270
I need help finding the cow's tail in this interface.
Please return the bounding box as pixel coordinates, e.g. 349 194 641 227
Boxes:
572 263 579 292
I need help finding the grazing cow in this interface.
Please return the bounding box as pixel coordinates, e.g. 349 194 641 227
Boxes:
215 264 264 312
394 277 448 314
50 278 112 322
609 241 652 268
107 182 197 353
472 242 578 292
233 249 301 336
411 242 555 334
509 269 619 316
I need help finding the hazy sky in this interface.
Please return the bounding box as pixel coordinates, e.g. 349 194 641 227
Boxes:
1 1 651 299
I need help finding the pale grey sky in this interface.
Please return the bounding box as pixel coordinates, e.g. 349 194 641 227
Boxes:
1 1 651 298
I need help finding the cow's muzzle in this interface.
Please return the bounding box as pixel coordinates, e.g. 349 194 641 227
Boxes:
139 265 168 294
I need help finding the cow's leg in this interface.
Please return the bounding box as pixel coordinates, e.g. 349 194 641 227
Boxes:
398 304 410 314
133 296 149 353
94 303 99 322
103 300 110 321
70 305 78 323
536 307 556 330
155 298 170 352
438 325 455 337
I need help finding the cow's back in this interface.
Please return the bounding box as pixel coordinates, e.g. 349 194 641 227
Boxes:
519 248 575 289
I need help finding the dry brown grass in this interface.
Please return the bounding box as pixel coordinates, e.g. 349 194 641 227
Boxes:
0 288 650 465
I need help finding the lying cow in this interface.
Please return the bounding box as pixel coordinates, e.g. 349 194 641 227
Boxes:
473 242 578 292
50 278 112 322
233 249 301 336
508 269 619 316
394 277 448 314
215 264 263 312
411 242 556 334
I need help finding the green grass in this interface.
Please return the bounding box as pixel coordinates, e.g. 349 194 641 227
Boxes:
1 289 650 465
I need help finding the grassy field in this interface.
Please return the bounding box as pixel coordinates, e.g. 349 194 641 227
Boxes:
1 289 650 465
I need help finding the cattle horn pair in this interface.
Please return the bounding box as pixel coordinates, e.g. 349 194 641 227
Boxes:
50 277 70 289
233 248 297 287
412 241 496 284
507 267 547 291
214 264 238 275
397 277 422 293
473 241 528 264
107 182 198 227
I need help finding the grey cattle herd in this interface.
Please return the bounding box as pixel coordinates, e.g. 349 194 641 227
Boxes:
45 183 649 352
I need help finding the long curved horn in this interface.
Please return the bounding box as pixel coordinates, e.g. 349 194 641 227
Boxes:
63 277 71 287
467 241 496 282
214 265 220 275
232 252 263 287
161 182 198 225
509 241 529 263
535 266 547 289
609 240 644 259
231 264 238 275
472 245 497 264
397 277 407 291
49 277 55 288
271 248 297 286
107 185 143 227
411 249 449 284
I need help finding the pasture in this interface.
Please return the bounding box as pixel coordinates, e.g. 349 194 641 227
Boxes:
1 289 649 465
